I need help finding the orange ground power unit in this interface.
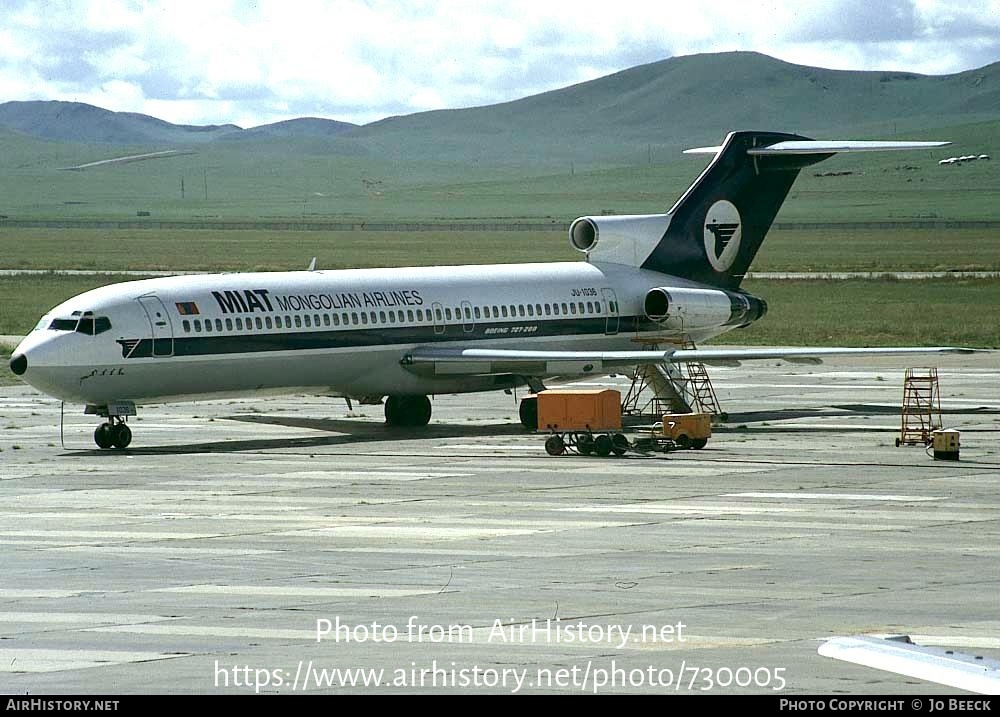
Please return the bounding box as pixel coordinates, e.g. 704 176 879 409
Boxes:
537 390 622 432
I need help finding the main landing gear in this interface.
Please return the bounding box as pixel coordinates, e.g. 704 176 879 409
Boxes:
384 395 432 427
93 417 132 450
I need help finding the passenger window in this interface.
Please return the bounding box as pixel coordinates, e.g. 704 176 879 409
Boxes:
492 306 499 318
314 314 320 326
570 304 577 315
194 320 202 332
435 308 443 321
474 307 481 319
256 317 263 330
578 302 585 314
294 316 302 328
226 318 234 331
445 308 452 320
216 319 223 331
587 302 593 313
236 318 244 331
535 304 542 316
527 305 534 317
518 305 525 317
265 317 272 329
304 315 312 328
380 311 387 323
544 304 551 316
501 306 508 318
183 320 191 333
332 314 340 326
408 310 414 322
464 307 471 320
369 312 377 323
553 304 560 316
388 311 395 323
361 313 368 325
204 320 212 333
562 303 569 314
509 305 516 316
352 313 359 325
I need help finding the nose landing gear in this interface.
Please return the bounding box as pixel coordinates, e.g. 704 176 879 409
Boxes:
85 402 137 450
94 418 132 450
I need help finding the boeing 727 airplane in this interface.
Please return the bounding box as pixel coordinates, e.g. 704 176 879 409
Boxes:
8 131 971 449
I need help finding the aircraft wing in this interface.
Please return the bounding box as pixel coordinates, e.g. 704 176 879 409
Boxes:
400 346 979 377
819 636 1000 694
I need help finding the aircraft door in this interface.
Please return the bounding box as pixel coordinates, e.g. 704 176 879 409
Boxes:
602 288 620 335
431 302 446 335
460 300 475 333
137 295 174 357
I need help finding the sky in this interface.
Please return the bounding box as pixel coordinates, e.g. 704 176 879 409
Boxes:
1 0 998 128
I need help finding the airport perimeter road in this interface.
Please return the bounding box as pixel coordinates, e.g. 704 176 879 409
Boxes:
1 354 998 694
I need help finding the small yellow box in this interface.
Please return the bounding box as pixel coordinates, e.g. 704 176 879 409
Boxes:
537 390 622 432
932 429 960 460
660 413 712 448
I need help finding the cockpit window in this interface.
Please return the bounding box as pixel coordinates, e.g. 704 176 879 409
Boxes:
48 315 112 335
49 319 79 331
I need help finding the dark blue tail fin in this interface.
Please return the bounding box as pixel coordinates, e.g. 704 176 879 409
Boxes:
641 131 829 289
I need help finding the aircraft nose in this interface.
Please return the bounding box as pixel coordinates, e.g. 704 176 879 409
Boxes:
9 353 27 376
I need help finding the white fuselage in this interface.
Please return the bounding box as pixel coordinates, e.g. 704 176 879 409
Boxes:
12 260 738 406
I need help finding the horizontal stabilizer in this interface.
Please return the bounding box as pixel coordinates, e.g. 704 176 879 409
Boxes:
747 140 950 155
684 140 949 156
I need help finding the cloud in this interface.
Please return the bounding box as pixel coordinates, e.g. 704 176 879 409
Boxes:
0 0 996 126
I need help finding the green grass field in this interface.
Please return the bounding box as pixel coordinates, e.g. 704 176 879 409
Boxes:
2 226 1000 272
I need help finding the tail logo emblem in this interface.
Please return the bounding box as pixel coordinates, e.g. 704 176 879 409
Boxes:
703 200 742 272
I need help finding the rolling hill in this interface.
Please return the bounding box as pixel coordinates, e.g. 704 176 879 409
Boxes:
0 52 996 222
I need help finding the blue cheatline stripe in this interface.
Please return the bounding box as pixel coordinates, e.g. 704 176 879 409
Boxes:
117 316 655 359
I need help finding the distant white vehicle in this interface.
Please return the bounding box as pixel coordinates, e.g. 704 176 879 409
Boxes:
939 158 957 165
979 154 991 160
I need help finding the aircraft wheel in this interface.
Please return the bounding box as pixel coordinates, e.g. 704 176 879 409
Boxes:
577 434 595 456
691 438 708 450
545 435 566 456
611 433 630 456
518 397 538 431
594 434 613 457
94 423 114 449
111 423 132 449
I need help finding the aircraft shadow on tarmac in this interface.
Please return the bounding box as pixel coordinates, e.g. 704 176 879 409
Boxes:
65 403 1000 456
72 414 529 455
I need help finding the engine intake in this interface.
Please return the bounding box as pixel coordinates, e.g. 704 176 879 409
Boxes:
569 218 599 253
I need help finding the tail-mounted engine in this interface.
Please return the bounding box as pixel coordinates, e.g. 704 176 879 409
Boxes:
644 287 767 331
